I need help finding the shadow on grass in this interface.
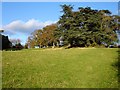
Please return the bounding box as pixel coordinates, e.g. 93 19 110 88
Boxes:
112 48 120 87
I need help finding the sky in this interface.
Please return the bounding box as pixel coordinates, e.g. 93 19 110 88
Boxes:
1 2 119 45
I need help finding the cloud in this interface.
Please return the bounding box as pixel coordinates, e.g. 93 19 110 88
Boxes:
2 19 57 45
3 19 57 35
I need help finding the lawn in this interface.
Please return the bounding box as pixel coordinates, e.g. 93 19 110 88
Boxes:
2 48 119 88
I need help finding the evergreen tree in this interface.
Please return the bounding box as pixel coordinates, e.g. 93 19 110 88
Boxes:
55 5 118 47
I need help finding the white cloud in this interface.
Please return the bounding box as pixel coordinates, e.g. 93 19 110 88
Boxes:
2 19 57 45
3 19 57 34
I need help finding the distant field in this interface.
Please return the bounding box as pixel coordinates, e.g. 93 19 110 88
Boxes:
2 48 119 88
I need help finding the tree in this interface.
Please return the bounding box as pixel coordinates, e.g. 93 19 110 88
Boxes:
10 39 23 50
55 5 118 47
10 39 21 46
24 43 28 49
27 35 36 48
27 24 57 48
42 24 57 46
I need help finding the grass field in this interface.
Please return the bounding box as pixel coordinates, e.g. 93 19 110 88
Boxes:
2 48 119 88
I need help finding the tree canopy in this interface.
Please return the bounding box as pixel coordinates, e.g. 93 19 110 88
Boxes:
27 5 119 48
27 24 57 48
55 5 118 47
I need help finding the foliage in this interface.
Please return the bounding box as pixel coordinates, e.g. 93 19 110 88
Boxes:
27 5 119 48
24 43 28 49
10 39 21 46
55 5 118 47
27 24 57 48
10 39 23 50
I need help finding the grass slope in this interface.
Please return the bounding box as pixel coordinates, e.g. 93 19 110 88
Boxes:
2 48 118 88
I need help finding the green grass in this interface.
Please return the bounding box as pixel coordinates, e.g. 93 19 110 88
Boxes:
2 48 119 88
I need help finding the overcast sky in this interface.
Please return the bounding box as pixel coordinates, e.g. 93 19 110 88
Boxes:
1 2 119 45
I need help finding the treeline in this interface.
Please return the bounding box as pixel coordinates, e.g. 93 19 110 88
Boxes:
26 5 120 48
27 24 57 48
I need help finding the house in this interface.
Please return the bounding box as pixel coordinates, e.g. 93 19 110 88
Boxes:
0 34 12 50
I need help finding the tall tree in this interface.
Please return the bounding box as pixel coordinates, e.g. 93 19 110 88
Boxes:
55 5 118 47
27 24 57 48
